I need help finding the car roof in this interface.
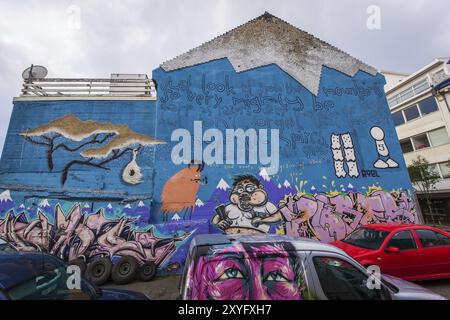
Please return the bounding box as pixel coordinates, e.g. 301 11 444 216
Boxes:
0 252 64 291
362 223 414 232
191 233 347 255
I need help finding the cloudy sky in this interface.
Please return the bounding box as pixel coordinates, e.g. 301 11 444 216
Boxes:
0 0 449 154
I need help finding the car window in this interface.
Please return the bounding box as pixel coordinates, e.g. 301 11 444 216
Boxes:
343 228 389 250
313 256 387 300
7 267 93 300
415 229 450 248
386 230 416 250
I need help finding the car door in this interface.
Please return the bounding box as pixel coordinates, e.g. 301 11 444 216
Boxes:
379 230 423 279
306 252 389 300
413 228 450 278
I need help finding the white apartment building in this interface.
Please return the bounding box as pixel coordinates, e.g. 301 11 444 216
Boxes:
383 58 450 225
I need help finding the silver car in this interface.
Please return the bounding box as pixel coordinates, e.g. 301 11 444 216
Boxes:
180 234 446 300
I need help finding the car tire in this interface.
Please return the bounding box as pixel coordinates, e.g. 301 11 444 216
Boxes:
111 256 138 285
68 258 87 276
86 257 112 286
138 261 157 282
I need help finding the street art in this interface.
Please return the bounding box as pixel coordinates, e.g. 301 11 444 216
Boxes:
370 126 399 169
206 173 416 242
20 114 166 185
0 196 192 283
211 174 278 234
161 160 206 221
331 133 359 179
187 242 307 300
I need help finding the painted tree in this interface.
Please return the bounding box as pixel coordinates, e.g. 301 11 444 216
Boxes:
407 156 441 220
20 114 165 185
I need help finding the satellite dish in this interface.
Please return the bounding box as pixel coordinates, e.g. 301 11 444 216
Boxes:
22 65 48 80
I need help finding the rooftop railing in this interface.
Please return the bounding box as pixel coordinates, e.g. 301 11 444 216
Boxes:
20 77 157 98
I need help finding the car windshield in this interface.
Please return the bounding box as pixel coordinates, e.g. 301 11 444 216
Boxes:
343 228 389 250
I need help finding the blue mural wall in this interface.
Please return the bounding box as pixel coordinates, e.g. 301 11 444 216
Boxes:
0 58 417 280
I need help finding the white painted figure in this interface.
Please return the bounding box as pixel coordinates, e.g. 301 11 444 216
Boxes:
122 149 143 185
331 133 359 178
370 127 399 169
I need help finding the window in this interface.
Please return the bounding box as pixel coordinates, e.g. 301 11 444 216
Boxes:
413 79 430 95
403 105 420 121
313 257 387 300
415 229 450 248
411 134 430 150
400 139 414 153
388 79 430 108
392 111 405 126
428 127 450 147
418 96 439 115
386 231 416 251
399 87 414 102
438 162 450 179
343 228 389 250
429 164 440 177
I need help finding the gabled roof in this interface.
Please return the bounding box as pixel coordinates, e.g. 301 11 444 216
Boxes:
161 12 378 95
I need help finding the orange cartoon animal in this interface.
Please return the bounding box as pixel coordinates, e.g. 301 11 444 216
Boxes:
161 161 206 221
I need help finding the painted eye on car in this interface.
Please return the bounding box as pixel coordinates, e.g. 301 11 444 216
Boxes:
218 268 244 280
264 272 289 282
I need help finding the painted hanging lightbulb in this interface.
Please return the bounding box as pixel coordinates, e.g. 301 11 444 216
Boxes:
122 149 143 185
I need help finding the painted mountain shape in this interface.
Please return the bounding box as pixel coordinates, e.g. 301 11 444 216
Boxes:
161 12 377 95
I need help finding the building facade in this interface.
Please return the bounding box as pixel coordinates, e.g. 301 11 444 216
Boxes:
384 58 450 225
0 13 418 280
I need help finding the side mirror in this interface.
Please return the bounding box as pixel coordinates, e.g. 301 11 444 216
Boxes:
386 246 400 253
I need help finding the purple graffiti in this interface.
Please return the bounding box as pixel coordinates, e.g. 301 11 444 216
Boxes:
0 203 190 268
280 190 416 242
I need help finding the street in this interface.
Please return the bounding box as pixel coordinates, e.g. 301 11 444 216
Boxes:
104 275 450 300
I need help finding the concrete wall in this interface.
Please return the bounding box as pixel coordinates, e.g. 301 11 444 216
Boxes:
0 58 418 278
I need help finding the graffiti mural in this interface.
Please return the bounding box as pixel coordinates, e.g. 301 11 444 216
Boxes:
205 172 416 242
161 160 206 221
0 190 196 283
20 114 166 185
187 241 308 300
0 14 420 281
370 126 399 169
211 174 278 234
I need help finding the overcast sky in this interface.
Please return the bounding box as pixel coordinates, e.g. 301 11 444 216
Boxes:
0 0 449 154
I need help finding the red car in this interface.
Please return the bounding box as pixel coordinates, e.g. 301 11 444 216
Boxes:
331 224 450 281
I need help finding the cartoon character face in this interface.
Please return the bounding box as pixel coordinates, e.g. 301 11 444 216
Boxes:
230 179 268 212
189 242 305 300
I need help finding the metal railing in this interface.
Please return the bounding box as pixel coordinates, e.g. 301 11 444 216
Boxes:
21 78 157 98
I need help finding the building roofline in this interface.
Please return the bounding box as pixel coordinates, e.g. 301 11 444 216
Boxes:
385 59 447 95
380 69 410 77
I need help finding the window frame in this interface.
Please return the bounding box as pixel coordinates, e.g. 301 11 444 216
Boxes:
307 252 390 301
400 127 450 154
385 230 418 252
414 229 450 249
392 95 439 128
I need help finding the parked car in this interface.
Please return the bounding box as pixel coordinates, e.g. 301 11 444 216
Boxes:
180 234 445 300
331 223 450 281
0 252 149 300
0 239 17 253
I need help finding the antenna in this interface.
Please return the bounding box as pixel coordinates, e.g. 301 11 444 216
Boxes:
22 65 48 80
